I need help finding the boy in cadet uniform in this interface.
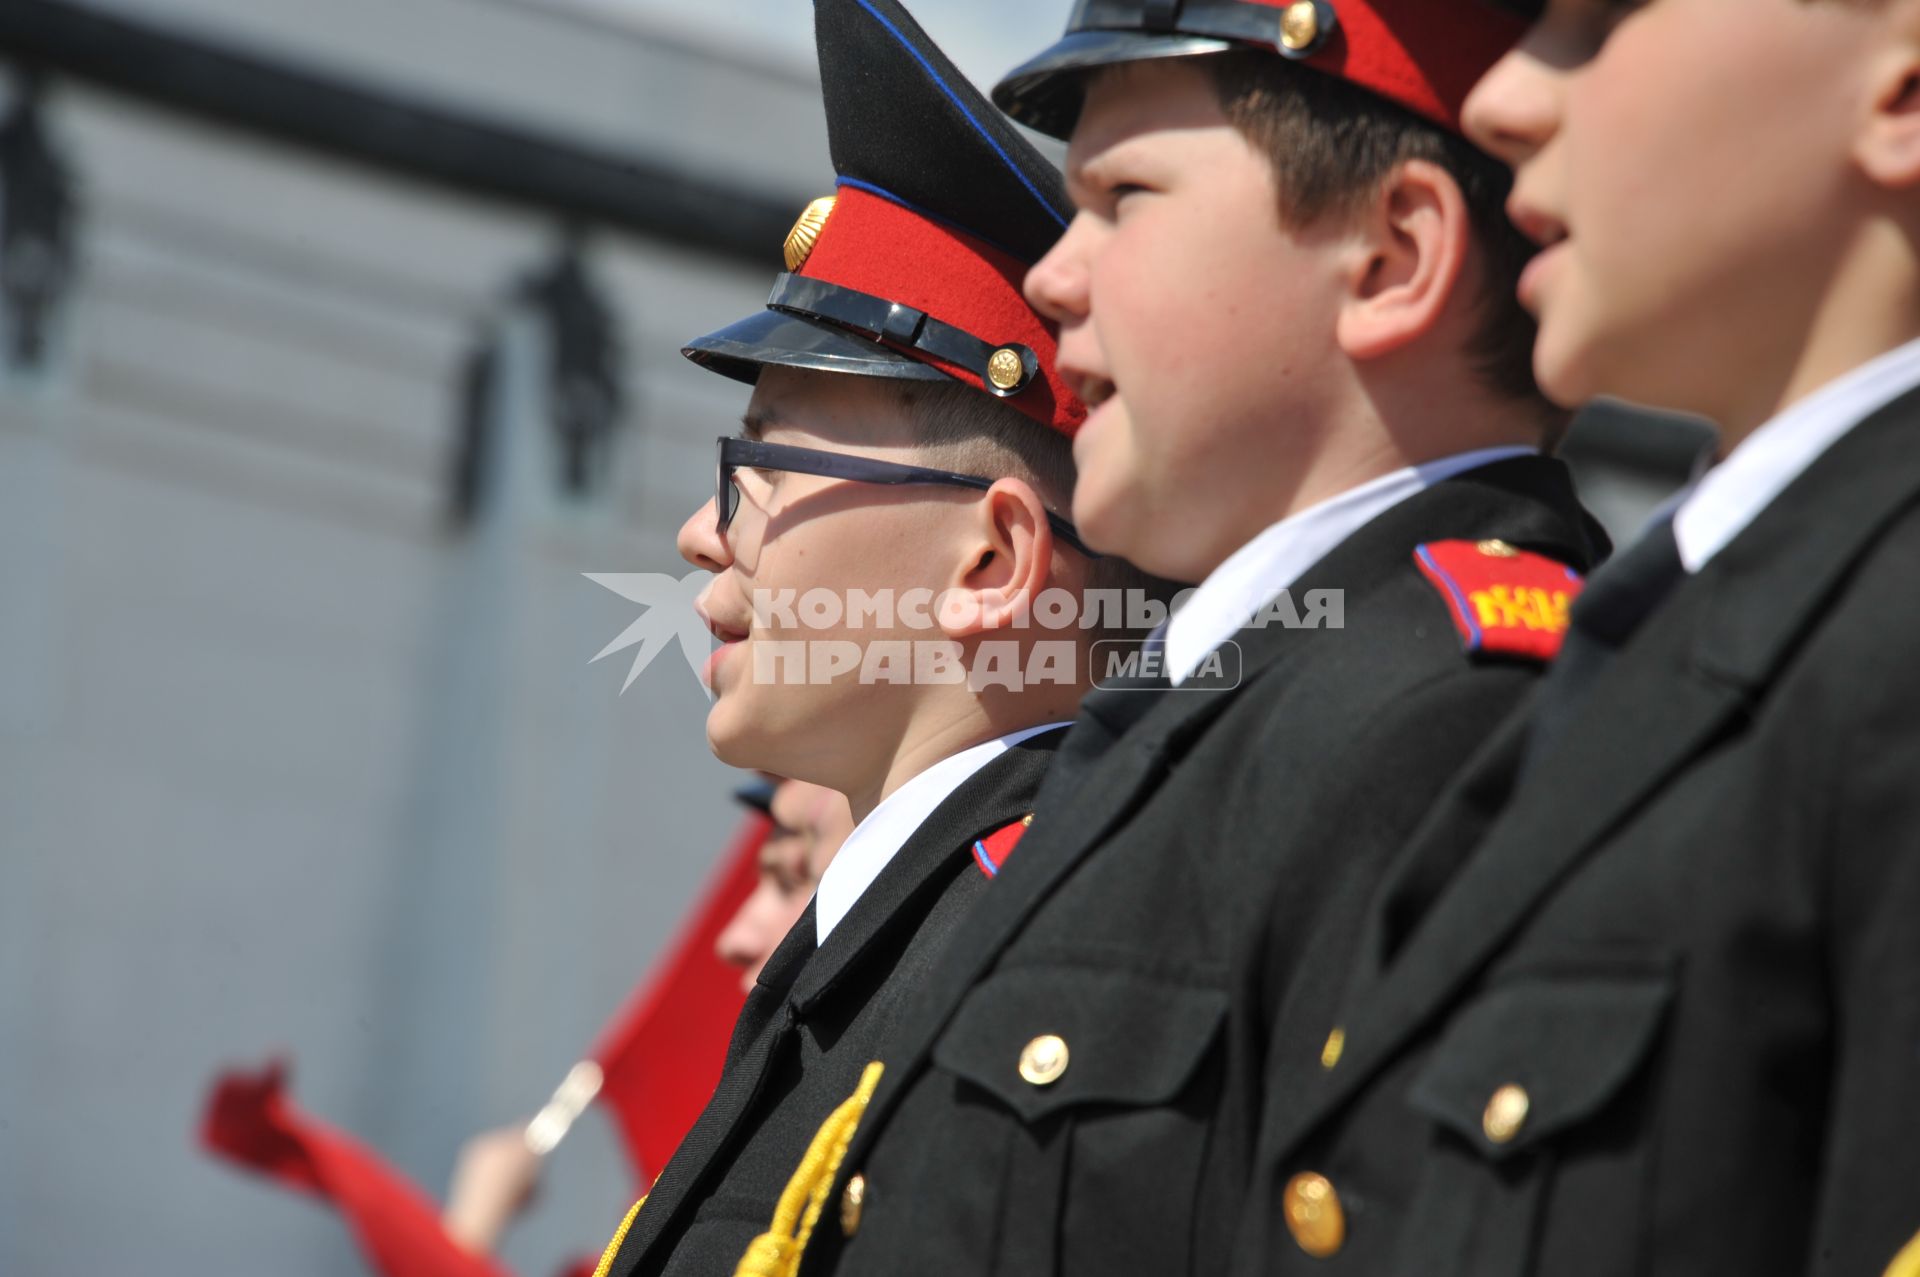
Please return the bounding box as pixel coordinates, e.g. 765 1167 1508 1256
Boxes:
794 4 1606 1276
1235 1 1920 1274
590 2 1165 1274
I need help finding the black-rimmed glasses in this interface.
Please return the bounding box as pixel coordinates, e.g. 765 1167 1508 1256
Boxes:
716 436 1098 557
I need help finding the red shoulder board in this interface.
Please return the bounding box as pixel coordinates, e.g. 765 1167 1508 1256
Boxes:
1413 540 1586 662
972 814 1033 878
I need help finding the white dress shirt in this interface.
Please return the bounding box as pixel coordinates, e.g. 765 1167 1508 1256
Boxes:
814 721 1072 944
1673 336 1920 573
1163 447 1537 685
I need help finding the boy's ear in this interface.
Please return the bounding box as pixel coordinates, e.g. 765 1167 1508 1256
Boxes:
1856 34 1920 189
1334 159 1473 362
935 479 1055 640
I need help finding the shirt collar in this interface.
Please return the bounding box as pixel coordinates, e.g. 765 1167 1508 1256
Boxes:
1163 446 1536 685
813 721 1070 944
1674 336 1920 573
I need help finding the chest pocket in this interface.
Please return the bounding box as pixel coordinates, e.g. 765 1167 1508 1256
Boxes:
1395 966 1675 1277
934 964 1228 1119
930 963 1228 1277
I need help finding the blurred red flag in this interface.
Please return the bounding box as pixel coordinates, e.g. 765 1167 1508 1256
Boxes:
198 810 770 1274
201 1057 513 1277
588 810 767 1183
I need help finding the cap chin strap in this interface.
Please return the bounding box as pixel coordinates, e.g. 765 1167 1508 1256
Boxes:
767 273 1038 399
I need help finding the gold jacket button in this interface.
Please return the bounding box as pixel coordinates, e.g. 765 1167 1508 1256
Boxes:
1283 1171 1346 1257
1483 1083 1531 1144
840 1172 867 1237
1018 1033 1070 1086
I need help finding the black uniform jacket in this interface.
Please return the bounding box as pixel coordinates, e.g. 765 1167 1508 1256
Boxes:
800 456 1604 1277
602 730 1064 1277
1238 387 1920 1277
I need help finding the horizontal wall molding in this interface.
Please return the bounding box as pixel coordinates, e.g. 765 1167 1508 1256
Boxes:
0 0 802 261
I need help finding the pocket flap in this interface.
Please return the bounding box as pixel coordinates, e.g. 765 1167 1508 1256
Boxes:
1408 971 1674 1162
932 964 1228 1124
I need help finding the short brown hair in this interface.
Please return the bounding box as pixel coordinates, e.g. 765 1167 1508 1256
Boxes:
895 380 1186 628
1200 51 1557 422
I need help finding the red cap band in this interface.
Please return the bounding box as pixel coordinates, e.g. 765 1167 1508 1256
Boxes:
1266 0 1528 132
799 184 1085 437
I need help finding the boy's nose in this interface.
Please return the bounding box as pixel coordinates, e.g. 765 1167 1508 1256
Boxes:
678 497 733 573
1462 44 1562 170
1024 215 1094 325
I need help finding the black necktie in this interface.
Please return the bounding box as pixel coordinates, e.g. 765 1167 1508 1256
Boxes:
1522 515 1686 773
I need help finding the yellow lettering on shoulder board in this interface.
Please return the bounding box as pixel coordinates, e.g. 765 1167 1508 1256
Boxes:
1470 585 1572 634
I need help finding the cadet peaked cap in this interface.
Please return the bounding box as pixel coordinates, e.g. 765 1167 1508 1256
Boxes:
732 777 778 817
683 0 1086 437
992 0 1542 139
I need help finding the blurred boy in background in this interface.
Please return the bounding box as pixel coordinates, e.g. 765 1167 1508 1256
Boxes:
442 779 854 1256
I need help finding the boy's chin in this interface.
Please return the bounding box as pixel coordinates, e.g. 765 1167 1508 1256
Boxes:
1077 489 1187 581
703 699 766 772
705 693 829 781
1070 477 1135 561
1532 326 1607 414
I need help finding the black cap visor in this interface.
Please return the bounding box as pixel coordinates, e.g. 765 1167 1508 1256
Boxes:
733 778 778 815
682 307 948 387
992 29 1234 139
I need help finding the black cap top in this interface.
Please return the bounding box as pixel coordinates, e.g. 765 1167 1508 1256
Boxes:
817 0 1074 265
682 0 1087 436
991 0 1538 140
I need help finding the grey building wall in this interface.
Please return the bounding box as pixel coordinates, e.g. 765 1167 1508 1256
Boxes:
0 5 832 1271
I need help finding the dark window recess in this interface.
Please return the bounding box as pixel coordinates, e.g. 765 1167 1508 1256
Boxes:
0 75 79 372
449 238 627 525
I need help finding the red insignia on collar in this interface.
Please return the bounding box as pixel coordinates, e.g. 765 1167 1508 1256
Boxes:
1413 540 1587 662
972 814 1033 878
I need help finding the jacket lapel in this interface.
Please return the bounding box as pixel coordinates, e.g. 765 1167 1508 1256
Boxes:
611 731 1067 1274
740 904 818 1046
612 907 816 1272
785 728 1064 1017
1266 385 1920 1161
